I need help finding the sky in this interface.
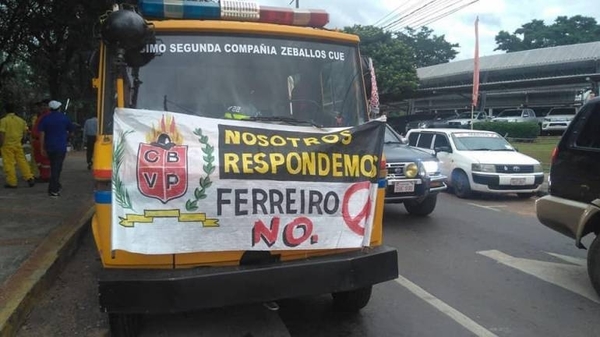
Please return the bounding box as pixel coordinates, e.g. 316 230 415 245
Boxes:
260 0 600 62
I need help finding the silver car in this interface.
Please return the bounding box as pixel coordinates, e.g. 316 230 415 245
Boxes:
492 108 537 123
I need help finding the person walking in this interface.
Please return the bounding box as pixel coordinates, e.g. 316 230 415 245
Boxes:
31 99 52 182
0 103 36 188
82 115 98 170
38 100 74 197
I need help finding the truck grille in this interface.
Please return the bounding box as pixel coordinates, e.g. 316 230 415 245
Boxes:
494 165 534 174
386 162 407 179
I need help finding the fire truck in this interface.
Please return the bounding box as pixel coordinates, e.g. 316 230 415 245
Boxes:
92 1 397 335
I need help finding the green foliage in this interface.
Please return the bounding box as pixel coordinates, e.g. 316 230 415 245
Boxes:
113 130 135 211
495 15 600 52
398 27 459 68
186 128 215 212
473 121 540 139
343 25 419 98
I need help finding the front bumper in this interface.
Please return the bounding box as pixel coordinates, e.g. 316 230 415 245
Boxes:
99 245 399 314
471 172 544 193
385 175 446 203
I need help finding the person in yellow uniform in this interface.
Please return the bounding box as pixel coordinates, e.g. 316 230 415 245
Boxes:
0 103 36 188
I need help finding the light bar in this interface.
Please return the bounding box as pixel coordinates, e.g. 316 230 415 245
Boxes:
221 0 260 21
137 1 329 28
259 6 329 28
139 0 220 19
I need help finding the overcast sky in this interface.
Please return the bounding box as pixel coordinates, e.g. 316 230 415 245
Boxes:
261 0 600 62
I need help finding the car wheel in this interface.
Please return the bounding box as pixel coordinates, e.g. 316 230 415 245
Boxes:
453 171 471 199
517 192 535 199
332 286 372 312
588 235 600 297
404 194 437 216
109 313 142 337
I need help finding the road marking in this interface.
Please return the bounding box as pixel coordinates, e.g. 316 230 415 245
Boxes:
478 250 599 303
468 203 507 212
546 252 587 266
395 275 498 337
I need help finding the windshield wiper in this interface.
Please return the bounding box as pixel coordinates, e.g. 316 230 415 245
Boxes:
248 116 323 128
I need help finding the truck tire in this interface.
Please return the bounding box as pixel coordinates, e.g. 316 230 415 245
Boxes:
109 313 142 337
453 171 472 199
587 235 600 297
404 194 437 216
332 286 372 312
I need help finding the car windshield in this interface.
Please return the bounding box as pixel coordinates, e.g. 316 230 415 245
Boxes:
118 34 366 130
497 110 522 117
384 126 405 144
451 132 515 151
548 108 577 116
455 111 481 119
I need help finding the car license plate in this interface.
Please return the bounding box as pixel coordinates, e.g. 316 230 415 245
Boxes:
394 181 415 193
510 178 527 185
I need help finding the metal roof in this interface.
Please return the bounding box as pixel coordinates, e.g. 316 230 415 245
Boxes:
417 41 600 80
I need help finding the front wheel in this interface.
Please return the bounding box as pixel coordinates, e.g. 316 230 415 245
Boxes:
404 194 438 216
108 313 142 337
332 286 372 312
453 171 472 199
588 235 600 297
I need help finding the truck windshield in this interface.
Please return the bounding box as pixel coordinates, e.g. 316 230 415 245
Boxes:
117 34 366 130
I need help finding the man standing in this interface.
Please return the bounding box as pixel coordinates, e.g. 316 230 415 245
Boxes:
82 115 98 170
38 100 74 197
32 99 51 182
0 103 36 188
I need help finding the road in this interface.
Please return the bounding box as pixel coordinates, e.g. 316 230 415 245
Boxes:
17 192 600 336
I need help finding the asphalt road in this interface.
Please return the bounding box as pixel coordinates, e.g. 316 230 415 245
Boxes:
16 192 600 337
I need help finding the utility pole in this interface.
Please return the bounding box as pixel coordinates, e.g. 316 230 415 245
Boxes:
296 0 299 8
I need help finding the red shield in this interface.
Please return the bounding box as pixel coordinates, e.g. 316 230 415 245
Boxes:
137 143 188 203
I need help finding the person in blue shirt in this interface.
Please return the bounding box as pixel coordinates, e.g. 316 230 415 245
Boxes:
38 100 74 197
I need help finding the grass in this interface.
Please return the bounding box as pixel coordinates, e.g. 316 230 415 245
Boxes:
511 136 561 173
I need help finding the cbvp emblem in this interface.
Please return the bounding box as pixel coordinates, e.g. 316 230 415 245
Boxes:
137 116 188 203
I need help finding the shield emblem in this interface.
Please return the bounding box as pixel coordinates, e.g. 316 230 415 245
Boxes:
137 143 188 203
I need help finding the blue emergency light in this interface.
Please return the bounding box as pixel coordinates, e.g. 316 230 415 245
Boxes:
137 0 329 28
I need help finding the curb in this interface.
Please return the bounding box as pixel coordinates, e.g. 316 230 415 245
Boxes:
0 201 94 337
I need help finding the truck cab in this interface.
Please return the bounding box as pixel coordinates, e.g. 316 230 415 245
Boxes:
91 1 398 335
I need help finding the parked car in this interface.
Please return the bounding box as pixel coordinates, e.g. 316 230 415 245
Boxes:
540 107 577 135
383 125 446 216
535 97 600 296
406 128 544 199
446 111 490 128
405 111 459 133
492 108 538 123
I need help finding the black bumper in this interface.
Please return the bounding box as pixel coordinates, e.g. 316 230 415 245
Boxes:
99 246 398 314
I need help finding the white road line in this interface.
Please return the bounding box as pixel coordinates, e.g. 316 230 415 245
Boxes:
478 250 599 303
395 275 498 337
546 252 587 266
468 203 507 212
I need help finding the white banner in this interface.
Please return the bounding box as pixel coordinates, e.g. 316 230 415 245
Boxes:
111 108 385 254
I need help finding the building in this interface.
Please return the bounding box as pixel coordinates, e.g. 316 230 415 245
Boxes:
412 41 600 116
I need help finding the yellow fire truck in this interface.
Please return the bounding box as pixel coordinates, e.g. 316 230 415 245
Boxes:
92 1 397 335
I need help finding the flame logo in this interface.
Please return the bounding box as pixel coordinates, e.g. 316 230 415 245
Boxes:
146 114 183 145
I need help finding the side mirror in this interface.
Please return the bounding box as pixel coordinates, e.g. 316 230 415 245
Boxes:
434 146 452 154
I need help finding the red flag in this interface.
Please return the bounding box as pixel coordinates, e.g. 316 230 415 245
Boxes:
472 16 480 107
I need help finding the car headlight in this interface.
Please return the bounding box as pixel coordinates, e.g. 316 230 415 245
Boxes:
533 163 543 173
544 117 551 122
405 162 419 178
418 122 428 128
472 163 496 173
422 161 439 174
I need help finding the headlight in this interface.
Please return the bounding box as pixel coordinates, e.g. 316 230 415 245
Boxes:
405 162 419 178
422 161 439 174
533 163 543 173
418 122 428 128
544 117 551 122
472 163 496 173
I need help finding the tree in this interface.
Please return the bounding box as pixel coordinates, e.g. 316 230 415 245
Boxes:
343 25 419 99
398 27 459 68
495 15 600 52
